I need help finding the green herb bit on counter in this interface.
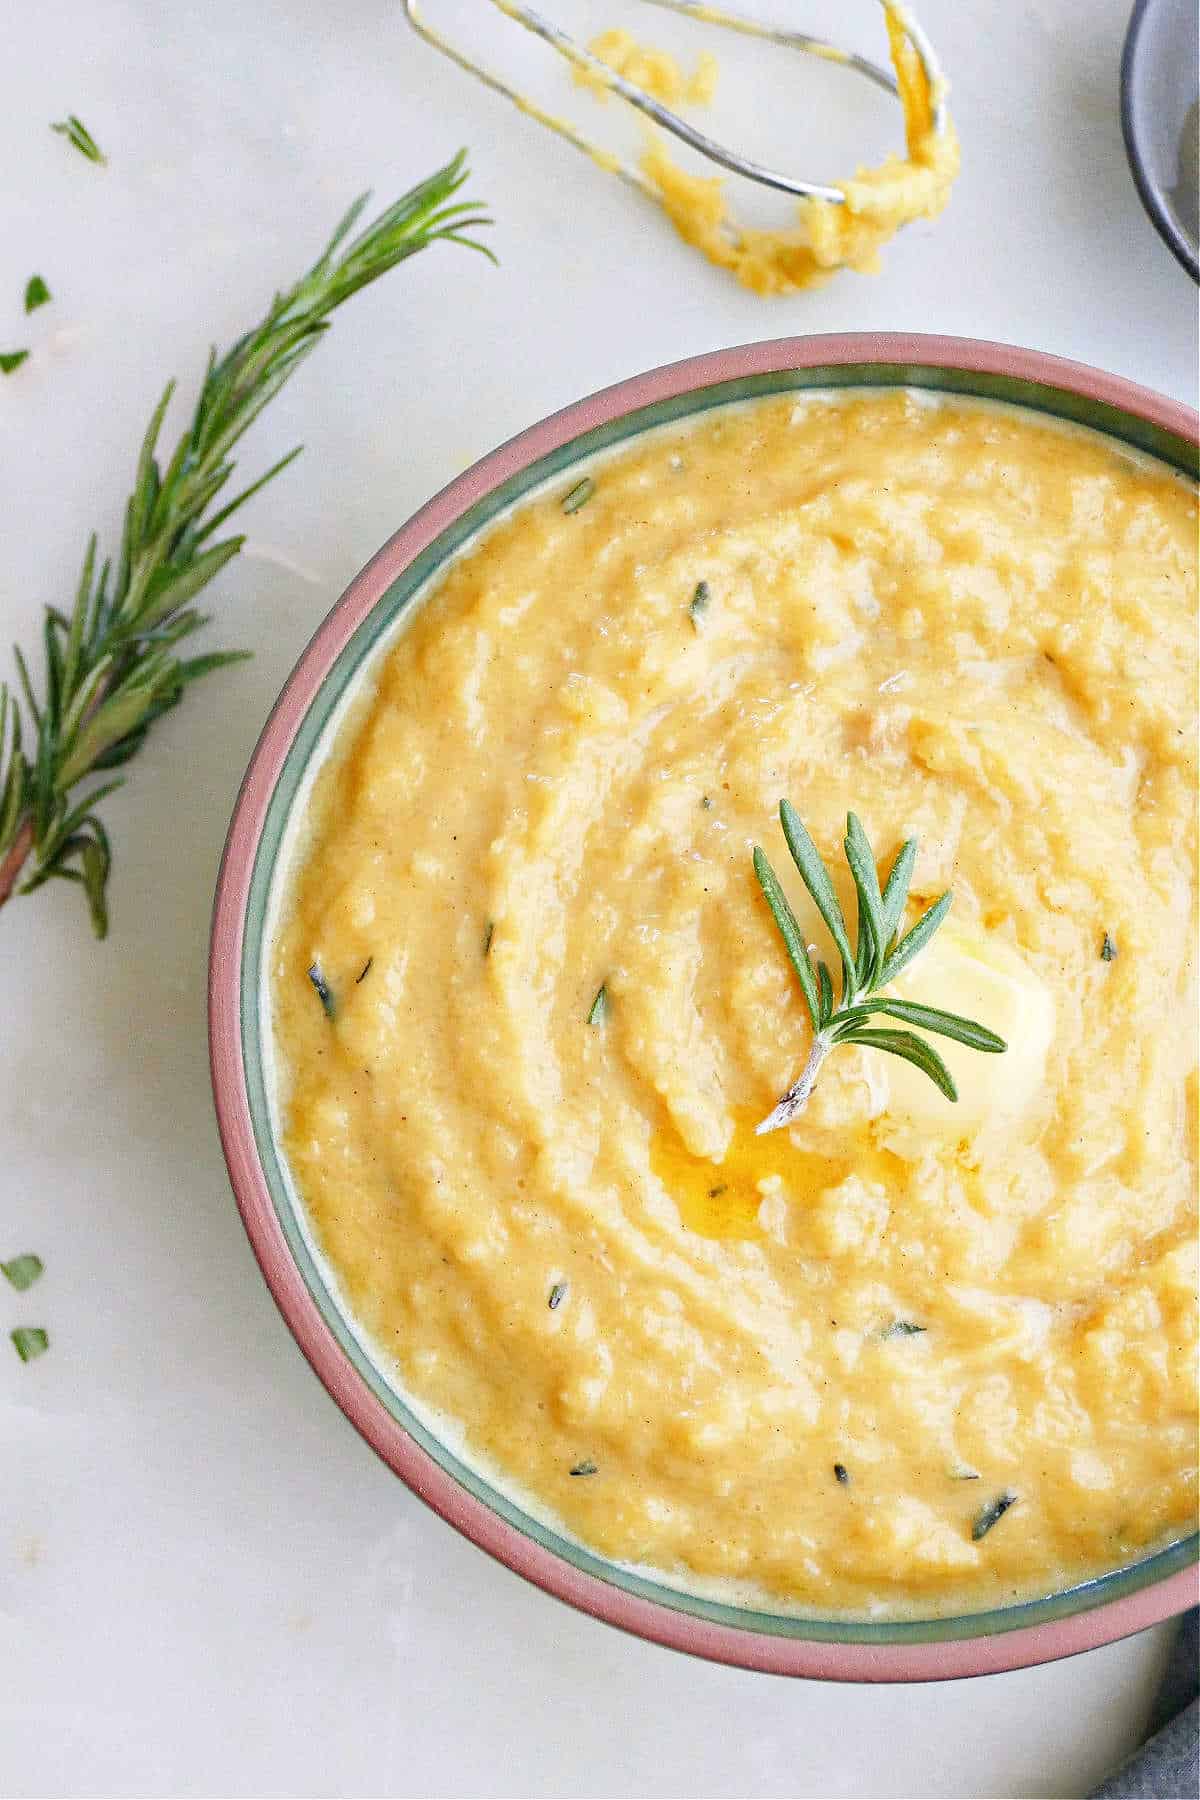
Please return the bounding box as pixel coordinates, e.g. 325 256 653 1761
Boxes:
689 580 711 628
972 1491 1018 1540
0 350 29 375
587 983 608 1025
561 477 595 515
24 276 51 314
2 1254 43 1291
548 1282 568 1310
11 1326 49 1362
569 1459 598 1477
1101 932 1117 962
51 115 107 164
307 962 335 1021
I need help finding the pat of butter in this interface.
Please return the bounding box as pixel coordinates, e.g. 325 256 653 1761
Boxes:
880 924 1055 1132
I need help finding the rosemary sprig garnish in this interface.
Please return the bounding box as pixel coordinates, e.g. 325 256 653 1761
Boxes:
0 153 492 936
51 115 107 164
753 801 1006 1134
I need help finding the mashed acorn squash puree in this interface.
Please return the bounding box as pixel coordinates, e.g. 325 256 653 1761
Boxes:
270 392 1198 1617
575 7 959 295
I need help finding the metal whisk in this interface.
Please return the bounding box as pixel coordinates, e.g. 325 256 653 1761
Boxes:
403 1 949 207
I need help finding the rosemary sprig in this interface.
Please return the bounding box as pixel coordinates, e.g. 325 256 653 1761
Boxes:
753 801 1006 1134
0 153 492 936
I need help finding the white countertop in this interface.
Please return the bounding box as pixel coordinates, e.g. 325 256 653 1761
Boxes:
1 2 1195 1795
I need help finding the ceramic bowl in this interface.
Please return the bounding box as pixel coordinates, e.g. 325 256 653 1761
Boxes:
210 334 1199 1681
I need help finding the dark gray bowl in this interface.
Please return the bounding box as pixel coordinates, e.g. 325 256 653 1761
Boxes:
1121 0 1200 281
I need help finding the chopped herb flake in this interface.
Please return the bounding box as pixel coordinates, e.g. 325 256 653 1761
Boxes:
881 1320 926 1340
11 1327 49 1363
587 983 608 1026
51 114 106 164
482 920 494 957
24 275 51 314
355 957 373 984
2 1254 44 1292
689 579 711 628
707 1184 727 1198
833 1462 850 1485
972 1490 1018 1541
561 476 595 515
569 1459 598 1477
700 795 713 810
548 1282 568 1310
307 962 335 1021
1101 932 1117 962
0 350 30 375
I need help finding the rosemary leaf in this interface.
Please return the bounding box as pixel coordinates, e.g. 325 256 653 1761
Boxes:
587 983 608 1026
51 115 106 164
753 846 820 1031
569 1459 598 1477
972 1491 1018 1540
844 1028 958 1101
881 1320 926 1340
1 1254 44 1292
482 920 494 957
355 957 373 984
11 1326 49 1362
561 477 595 515
779 801 856 998
24 276 51 314
689 580 710 628
879 890 953 986
1101 932 1117 962
548 1282 568 1310
833 1462 850 1485
844 811 885 987
307 962 335 1021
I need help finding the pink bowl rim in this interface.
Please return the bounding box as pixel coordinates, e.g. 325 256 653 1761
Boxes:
209 332 1199 1682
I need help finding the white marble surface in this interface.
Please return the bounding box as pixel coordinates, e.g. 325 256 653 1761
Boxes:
0 2 1195 1796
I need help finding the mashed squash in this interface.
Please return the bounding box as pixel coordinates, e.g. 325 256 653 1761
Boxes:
271 392 1197 1616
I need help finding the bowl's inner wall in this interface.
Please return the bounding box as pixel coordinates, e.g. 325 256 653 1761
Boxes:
243 363 1199 1644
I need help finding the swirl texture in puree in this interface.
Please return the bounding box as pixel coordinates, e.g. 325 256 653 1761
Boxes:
272 393 1197 1616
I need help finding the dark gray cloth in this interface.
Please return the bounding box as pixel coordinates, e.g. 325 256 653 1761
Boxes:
1090 1612 1199 1800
